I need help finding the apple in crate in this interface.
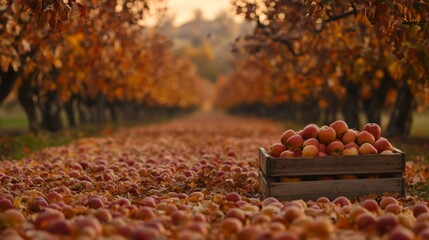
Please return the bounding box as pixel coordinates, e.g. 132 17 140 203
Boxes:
326 141 344 156
287 135 304 150
269 143 287 157
318 126 336 145
300 124 319 139
357 131 375 145
342 147 359 156
359 143 378 155
363 123 382 140
342 129 358 144
280 130 297 145
302 145 319 157
280 150 295 158
330 120 348 138
303 138 319 148
374 137 393 153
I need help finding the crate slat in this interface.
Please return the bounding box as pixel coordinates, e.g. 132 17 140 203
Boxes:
259 148 405 177
268 178 405 201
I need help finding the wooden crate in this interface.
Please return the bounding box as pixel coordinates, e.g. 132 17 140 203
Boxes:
259 148 405 201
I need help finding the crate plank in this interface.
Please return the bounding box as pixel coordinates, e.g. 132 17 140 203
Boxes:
258 171 269 198
269 178 405 201
259 148 405 177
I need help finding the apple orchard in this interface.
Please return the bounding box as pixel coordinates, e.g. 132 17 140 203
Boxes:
1 0 429 240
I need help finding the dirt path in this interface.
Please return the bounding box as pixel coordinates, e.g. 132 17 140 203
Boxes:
0 112 426 239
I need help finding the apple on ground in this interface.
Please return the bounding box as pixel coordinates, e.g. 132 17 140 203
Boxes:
363 123 382 140
342 147 359 156
357 131 376 145
342 129 358 144
374 137 393 153
269 143 287 157
287 135 304 150
281 130 297 145
318 126 336 145
359 143 378 155
300 124 319 139
302 145 319 157
330 120 348 138
327 141 344 156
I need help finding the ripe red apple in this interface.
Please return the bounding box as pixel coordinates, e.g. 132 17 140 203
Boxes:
341 129 358 144
357 131 376 145
269 143 287 157
287 135 304 150
326 141 344 156
318 126 336 145
302 145 319 157
330 120 348 138
359 143 378 155
380 150 395 155
280 130 297 145
344 142 359 149
318 143 326 153
363 123 382 140
342 147 359 156
303 138 319 148
300 124 319 139
280 150 295 158
293 149 302 157
319 152 328 157
373 137 393 153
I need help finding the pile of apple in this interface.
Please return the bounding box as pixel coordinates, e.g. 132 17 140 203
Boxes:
269 120 395 158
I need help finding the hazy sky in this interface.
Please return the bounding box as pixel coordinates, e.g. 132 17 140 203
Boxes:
168 0 233 25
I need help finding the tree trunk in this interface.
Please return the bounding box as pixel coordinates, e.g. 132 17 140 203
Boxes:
386 82 414 137
362 71 393 124
64 96 76 128
342 81 360 129
0 68 19 106
18 79 38 133
94 94 106 124
40 91 63 132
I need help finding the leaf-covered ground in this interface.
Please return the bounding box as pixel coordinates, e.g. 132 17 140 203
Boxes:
0 113 428 239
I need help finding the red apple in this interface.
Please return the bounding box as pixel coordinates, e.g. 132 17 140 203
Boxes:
302 145 319 157
357 131 376 146
318 143 326 153
287 135 304 150
280 130 297 145
341 129 358 144
303 138 319 148
380 150 395 155
280 150 295 158
330 120 348 138
318 126 336 145
344 142 359 149
359 143 378 155
363 123 382 140
319 152 328 157
373 137 393 153
326 141 344 156
293 149 302 157
300 124 319 139
269 143 287 157
342 147 359 156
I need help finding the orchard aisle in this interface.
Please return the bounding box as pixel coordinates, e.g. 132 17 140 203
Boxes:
0 112 427 239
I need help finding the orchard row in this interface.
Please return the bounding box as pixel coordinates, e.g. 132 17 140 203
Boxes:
0 114 428 239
